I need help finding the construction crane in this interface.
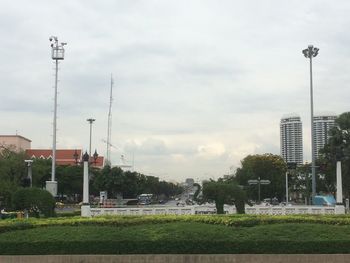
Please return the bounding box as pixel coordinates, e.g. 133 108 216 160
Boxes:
101 139 134 171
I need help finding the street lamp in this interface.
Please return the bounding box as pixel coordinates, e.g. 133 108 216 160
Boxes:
47 36 67 197
93 150 99 165
286 162 297 205
87 118 96 163
302 45 319 200
24 160 33 187
73 149 79 165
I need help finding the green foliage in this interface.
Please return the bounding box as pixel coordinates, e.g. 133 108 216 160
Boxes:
3 214 350 234
3 216 350 254
235 154 287 201
31 159 51 188
320 112 350 198
0 180 18 209
12 188 56 217
203 180 246 214
56 165 85 199
0 149 26 185
93 166 182 199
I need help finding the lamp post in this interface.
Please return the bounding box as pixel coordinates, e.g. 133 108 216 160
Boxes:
286 162 297 205
73 149 79 165
248 177 271 204
302 45 319 200
87 118 96 163
93 150 99 165
47 36 67 197
24 160 33 187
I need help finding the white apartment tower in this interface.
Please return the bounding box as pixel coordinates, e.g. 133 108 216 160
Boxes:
313 113 337 159
280 114 303 165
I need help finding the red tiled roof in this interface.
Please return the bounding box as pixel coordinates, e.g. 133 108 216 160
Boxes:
91 156 104 168
25 149 104 168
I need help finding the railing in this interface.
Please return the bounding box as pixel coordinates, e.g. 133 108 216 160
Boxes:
89 205 338 217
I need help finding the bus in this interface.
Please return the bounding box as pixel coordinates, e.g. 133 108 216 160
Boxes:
138 194 153 205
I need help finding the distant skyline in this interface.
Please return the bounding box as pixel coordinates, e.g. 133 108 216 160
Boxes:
1 1 349 182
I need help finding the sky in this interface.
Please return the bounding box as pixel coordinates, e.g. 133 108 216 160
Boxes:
1 0 350 182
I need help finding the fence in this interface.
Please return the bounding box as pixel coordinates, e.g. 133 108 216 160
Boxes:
89 205 340 217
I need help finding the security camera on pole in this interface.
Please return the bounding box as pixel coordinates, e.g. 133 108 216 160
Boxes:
46 36 67 196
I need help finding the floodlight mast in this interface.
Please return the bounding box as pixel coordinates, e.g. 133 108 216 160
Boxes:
106 75 114 166
47 36 66 196
302 45 319 200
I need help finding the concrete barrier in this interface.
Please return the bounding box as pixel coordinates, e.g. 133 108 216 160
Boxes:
1 254 350 263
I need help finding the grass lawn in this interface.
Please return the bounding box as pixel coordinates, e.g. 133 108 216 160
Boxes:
1 221 350 254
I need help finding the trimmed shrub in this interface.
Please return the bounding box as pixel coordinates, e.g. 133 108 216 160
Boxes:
12 188 56 217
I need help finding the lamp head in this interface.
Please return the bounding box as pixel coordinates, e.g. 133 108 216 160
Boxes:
302 49 309 58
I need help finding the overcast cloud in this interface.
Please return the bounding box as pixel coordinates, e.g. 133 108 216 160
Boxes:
1 0 349 182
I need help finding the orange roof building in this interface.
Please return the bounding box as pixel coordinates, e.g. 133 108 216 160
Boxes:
26 149 104 168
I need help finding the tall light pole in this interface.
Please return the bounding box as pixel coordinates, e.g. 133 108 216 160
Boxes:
87 118 96 162
47 36 67 196
302 45 319 199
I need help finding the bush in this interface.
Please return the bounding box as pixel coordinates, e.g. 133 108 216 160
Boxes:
203 180 246 214
12 188 56 217
3 214 350 233
0 180 18 210
2 221 350 254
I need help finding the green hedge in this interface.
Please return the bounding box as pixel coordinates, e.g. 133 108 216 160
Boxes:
2 240 350 254
2 217 350 254
1 222 350 254
2 214 350 234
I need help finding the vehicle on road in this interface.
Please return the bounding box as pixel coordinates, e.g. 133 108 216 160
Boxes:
138 194 153 205
313 195 336 206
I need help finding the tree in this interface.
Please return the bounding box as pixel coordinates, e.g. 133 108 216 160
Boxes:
203 179 246 214
93 166 183 200
0 148 26 184
31 158 51 188
0 180 18 209
56 165 85 201
12 188 56 217
235 154 287 202
93 165 124 198
320 112 350 198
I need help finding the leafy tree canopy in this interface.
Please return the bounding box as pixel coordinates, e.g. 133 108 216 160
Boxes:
320 112 350 198
235 154 287 201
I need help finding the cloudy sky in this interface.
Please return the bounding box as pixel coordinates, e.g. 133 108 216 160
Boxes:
1 0 349 182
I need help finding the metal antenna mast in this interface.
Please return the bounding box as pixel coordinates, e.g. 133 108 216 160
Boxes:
47 36 66 196
106 74 114 166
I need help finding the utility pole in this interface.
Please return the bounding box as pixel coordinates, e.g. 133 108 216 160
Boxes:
87 118 96 162
106 75 113 166
47 36 67 196
302 45 319 200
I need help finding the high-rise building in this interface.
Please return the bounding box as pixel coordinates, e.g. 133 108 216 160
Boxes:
280 114 303 165
313 113 337 159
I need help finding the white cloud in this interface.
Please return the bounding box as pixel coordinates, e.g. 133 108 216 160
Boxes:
0 0 349 181
197 143 226 159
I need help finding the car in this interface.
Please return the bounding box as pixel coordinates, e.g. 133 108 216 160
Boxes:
55 202 64 208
